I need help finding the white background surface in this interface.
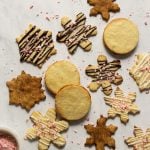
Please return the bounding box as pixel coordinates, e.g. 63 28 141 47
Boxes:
0 0 150 149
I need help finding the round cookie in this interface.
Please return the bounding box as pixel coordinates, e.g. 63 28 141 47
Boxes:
45 60 80 94
103 18 139 54
55 85 91 121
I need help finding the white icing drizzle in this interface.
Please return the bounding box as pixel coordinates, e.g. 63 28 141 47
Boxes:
126 126 150 149
104 87 139 123
129 53 150 91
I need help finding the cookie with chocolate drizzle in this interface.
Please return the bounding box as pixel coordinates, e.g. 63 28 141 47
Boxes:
85 55 123 95
16 24 57 68
57 12 97 54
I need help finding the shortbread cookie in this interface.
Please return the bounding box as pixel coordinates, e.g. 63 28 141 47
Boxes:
55 85 91 120
16 24 57 68
129 53 150 92
26 108 69 150
84 115 117 150
103 18 139 54
6 71 46 111
85 55 123 95
57 12 97 54
87 0 120 21
104 87 140 124
45 60 80 94
125 126 150 149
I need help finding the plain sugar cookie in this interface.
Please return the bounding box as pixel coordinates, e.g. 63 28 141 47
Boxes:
55 85 91 121
103 18 139 54
45 60 80 94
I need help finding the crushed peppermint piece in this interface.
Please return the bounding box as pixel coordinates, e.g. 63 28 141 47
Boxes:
0 131 18 150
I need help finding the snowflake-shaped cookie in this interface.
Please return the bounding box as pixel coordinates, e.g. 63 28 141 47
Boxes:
129 53 150 92
26 108 69 150
104 87 140 123
16 24 57 68
125 126 150 150
6 71 46 111
57 12 97 54
87 0 120 21
84 115 117 150
85 55 123 95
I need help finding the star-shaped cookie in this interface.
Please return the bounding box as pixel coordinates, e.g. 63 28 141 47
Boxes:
125 126 150 149
85 55 123 95
87 0 120 21
57 12 97 54
16 24 57 68
84 115 117 150
104 87 140 123
26 108 69 150
6 71 46 111
129 53 150 92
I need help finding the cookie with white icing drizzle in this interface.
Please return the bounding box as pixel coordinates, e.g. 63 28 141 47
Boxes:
125 126 150 149
85 54 123 95
129 53 150 92
16 24 57 68
25 108 69 150
104 87 140 124
57 12 97 54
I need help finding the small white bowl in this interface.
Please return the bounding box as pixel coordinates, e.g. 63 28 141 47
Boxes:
0 127 20 150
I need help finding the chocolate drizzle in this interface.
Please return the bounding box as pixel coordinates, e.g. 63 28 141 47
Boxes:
16 24 56 68
86 60 121 82
57 12 97 54
86 55 123 95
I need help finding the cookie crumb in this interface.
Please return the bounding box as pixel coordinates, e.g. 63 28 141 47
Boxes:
29 5 34 9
